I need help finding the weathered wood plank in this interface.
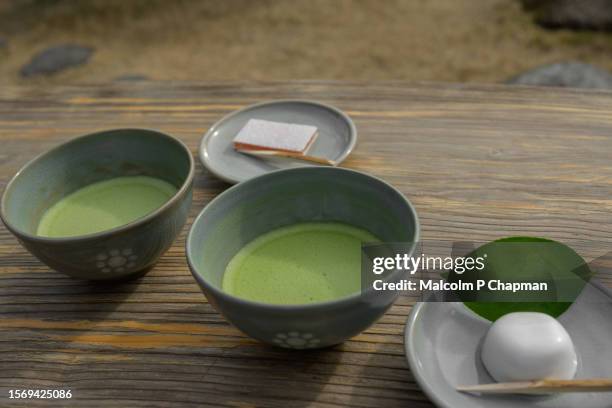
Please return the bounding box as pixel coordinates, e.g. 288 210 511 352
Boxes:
1 81 612 407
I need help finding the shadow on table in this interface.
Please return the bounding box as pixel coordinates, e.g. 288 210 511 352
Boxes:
217 344 343 407
344 340 435 408
1 262 146 338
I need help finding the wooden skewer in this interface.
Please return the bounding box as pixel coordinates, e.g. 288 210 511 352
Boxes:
457 379 612 394
238 149 336 166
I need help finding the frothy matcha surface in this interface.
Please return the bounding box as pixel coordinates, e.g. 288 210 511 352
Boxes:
37 176 177 238
222 222 379 305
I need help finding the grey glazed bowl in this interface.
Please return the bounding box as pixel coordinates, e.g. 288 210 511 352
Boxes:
0 128 194 281
186 167 419 349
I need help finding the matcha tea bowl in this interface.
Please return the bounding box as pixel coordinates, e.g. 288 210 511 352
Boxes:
187 167 419 349
1 128 194 281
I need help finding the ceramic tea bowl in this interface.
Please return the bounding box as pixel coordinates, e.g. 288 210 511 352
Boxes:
186 167 419 349
0 128 194 280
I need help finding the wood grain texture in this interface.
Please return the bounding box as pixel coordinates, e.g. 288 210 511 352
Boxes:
1 81 611 407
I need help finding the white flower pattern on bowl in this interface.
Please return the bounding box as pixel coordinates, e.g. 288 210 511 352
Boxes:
273 332 321 349
96 249 137 274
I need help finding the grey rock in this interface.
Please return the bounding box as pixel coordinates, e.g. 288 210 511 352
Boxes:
20 44 94 77
114 74 150 81
520 0 612 30
507 62 612 89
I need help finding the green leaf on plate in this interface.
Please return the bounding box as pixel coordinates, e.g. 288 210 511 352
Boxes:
450 236 592 321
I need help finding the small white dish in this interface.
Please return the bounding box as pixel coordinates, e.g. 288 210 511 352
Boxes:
199 100 357 184
404 281 612 408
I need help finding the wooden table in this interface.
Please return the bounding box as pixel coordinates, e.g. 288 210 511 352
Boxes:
1 81 611 407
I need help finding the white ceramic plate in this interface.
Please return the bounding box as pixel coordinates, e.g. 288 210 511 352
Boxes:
404 282 612 408
199 100 357 184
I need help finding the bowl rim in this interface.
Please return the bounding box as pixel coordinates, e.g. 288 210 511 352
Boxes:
199 99 358 184
0 128 195 243
404 302 451 408
186 166 420 312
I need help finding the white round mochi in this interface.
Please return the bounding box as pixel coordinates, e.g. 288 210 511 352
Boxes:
481 312 577 382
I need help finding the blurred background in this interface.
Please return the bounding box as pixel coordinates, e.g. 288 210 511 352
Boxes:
1 0 612 88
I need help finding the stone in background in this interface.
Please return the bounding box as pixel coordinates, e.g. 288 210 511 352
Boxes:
520 0 612 30
114 74 150 82
507 61 612 89
20 44 94 77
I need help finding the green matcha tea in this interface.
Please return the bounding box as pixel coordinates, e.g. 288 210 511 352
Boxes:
37 176 177 238
222 222 379 305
